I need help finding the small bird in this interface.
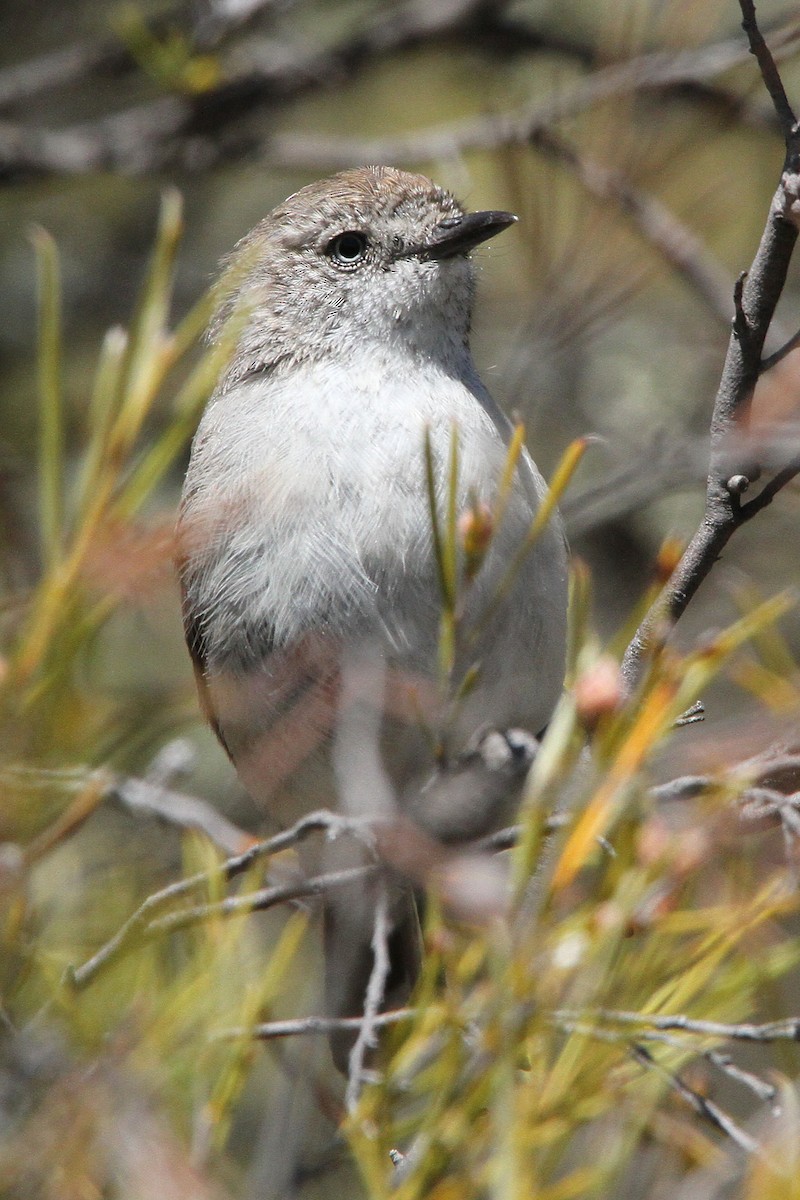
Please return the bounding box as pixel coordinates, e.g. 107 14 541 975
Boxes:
177 166 568 1070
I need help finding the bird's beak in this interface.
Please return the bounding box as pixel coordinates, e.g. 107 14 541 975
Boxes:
420 210 518 260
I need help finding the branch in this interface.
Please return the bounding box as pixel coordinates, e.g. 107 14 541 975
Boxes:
113 777 250 853
740 0 798 139
706 1050 777 1103
631 1043 761 1154
64 809 375 990
345 881 392 1113
738 452 800 517
263 19 800 166
144 864 375 937
565 1006 800 1043
218 1002 800 1047
620 2 800 692
650 745 800 846
2 16 798 181
212 1008 415 1042
760 325 800 370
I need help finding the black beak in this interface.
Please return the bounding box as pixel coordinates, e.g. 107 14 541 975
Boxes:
419 210 517 260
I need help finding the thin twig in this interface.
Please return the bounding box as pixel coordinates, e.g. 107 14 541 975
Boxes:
706 1050 777 1104
738 453 800 518
760 325 800 371
631 1043 761 1154
0 0 285 110
561 1018 776 1105
112 776 251 855
346 881 393 1113
739 0 798 139
64 810 373 990
562 1007 800 1042
212 1008 415 1042
225 1002 800 1049
145 864 376 938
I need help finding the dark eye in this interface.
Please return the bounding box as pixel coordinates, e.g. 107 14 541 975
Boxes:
326 231 368 267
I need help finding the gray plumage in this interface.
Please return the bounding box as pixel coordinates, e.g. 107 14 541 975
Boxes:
178 166 569 1070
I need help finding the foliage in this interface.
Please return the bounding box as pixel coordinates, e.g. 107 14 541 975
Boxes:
2 2 800 1197
0 199 799 1198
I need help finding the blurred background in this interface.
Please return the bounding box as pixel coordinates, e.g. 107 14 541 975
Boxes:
2 0 800 1196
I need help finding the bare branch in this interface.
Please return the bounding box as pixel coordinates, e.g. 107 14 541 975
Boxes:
267 20 800 169
0 42 130 110
675 700 706 727
112 775 251 857
0 0 287 110
64 809 375 990
760 325 800 371
649 748 800 834
145 864 376 937
2 16 799 182
345 881 392 1112
620 42 800 690
649 775 715 803
565 1007 800 1043
739 0 797 139
738 453 800 518
212 1008 415 1042
706 1050 777 1103
66 862 375 991
631 1043 761 1154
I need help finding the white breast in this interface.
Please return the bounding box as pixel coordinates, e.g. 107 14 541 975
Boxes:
180 346 568 754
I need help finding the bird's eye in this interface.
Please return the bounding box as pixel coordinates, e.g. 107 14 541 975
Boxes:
326 231 368 267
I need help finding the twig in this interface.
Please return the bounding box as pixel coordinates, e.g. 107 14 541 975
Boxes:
485 1004 779 1153
562 1016 777 1104
620 1 800 692
5 743 250 860
674 700 706 727
631 1043 761 1154
345 881 392 1112
111 738 254 854
217 1000 800 1052
212 1008 415 1042
706 1050 777 1104
739 0 798 139
2 17 798 182
112 776 251 855
144 864 376 937
267 20 800 165
561 1007 800 1042
649 775 719 803
648 744 800 844
64 809 374 990
0 0 290 111
0 0 519 181
67 862 375 990
760 325 800 371
738 452 800 518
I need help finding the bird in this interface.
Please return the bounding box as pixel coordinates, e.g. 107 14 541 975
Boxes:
177 166 568 1071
